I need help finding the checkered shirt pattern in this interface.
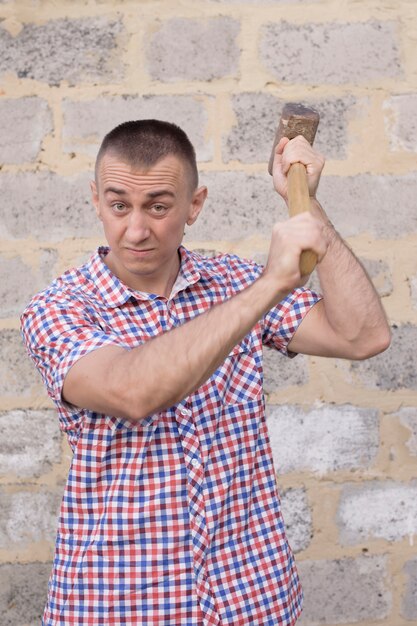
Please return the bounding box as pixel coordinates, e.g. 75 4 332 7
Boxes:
21 246 320 626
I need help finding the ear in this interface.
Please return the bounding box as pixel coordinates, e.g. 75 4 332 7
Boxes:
187 186 208 226
90 180 101 220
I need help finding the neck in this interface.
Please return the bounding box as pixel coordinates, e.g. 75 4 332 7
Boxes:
102 248 182 298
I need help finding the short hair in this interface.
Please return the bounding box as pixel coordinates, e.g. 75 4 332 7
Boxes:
95 119 198 190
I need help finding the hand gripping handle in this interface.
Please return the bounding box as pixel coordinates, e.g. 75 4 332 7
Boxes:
269 103 320 276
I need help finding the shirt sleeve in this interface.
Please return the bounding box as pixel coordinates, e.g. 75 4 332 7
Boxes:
223 254 322 357
20 296 127 407
262 287 322 356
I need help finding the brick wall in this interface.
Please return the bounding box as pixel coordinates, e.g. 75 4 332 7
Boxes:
0 0 416 624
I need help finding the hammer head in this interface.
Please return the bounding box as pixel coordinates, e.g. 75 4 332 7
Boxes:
268 102 320 175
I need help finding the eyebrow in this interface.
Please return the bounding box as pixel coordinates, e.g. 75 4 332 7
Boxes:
146 190 176 199
104 187 127 196
103 187 176 199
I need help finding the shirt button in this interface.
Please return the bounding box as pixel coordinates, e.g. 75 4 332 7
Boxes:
180 408 191 416
191 458 199 467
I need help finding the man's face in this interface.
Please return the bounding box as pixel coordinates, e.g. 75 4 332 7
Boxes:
91 153 207 296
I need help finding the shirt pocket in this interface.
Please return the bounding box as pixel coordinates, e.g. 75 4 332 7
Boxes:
214 336 263 406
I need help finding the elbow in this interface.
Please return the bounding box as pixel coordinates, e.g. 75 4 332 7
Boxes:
351 324 392 361
118 391 156 422
120 388 176 422
379 324 392 353
126 390 188 422
104 379 151 422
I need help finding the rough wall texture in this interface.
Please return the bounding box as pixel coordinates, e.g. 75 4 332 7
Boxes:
0 0 416 624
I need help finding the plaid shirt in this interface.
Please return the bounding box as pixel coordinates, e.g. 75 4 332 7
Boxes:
21 246 320 626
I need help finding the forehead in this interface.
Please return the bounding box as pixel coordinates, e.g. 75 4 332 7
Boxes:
96 154 189 194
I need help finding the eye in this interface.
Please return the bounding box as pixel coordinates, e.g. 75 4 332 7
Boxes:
150 204 168 216
112 202 126 213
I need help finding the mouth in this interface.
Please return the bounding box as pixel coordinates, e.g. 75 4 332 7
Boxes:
125 247 155 258
125 246 154 252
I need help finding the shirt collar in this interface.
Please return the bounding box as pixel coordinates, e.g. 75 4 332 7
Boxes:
177 246 225 289
86 246 222 308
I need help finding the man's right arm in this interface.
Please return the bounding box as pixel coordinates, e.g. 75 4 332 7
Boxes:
63 214 327 421
62 264 297 420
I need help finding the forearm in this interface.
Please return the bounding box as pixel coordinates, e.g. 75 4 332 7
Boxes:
109 273 285 420
311 199 391 356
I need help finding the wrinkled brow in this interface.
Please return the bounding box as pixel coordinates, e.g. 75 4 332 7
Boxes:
104 187 176 198
104 186 127 195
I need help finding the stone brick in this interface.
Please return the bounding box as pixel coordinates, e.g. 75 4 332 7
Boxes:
263 347 308 392
9 171 412 247
0 17 124 85
338 324 417 391
63 95 213 160
361 257 393 298
399 407 417 456
319 173 417 238
189 248 221 259
410 274 417 309
146 17 239 81
0 171 101 241
266 404 379 475
307 255 392 298
190 171 417 242
40 248 59 281
0 410 61 478
0 329 45 398
294 97 358 161
337 480 417 544
0 250 58 318
260 20 402 85
223 93 355 163
0 487 61 548
384 93 417 152
209 0 303 3
0 562 51 626
280 488 312 553
187 171 286 242
297 555 391 624
250 252 268 266
0 97 52 164
402 558 417 620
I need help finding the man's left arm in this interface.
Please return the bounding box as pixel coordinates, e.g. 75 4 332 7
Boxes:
272 135 391 360
287 197 391 359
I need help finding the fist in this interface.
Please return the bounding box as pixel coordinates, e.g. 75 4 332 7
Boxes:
272 136 325 202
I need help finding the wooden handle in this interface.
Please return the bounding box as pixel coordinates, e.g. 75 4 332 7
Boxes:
287 162 317 275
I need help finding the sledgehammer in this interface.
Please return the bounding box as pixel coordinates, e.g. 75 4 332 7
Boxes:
268 103 320 275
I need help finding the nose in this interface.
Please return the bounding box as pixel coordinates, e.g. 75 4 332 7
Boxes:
125 209 151 243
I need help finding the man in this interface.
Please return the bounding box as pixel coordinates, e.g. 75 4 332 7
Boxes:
21 119 390 625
